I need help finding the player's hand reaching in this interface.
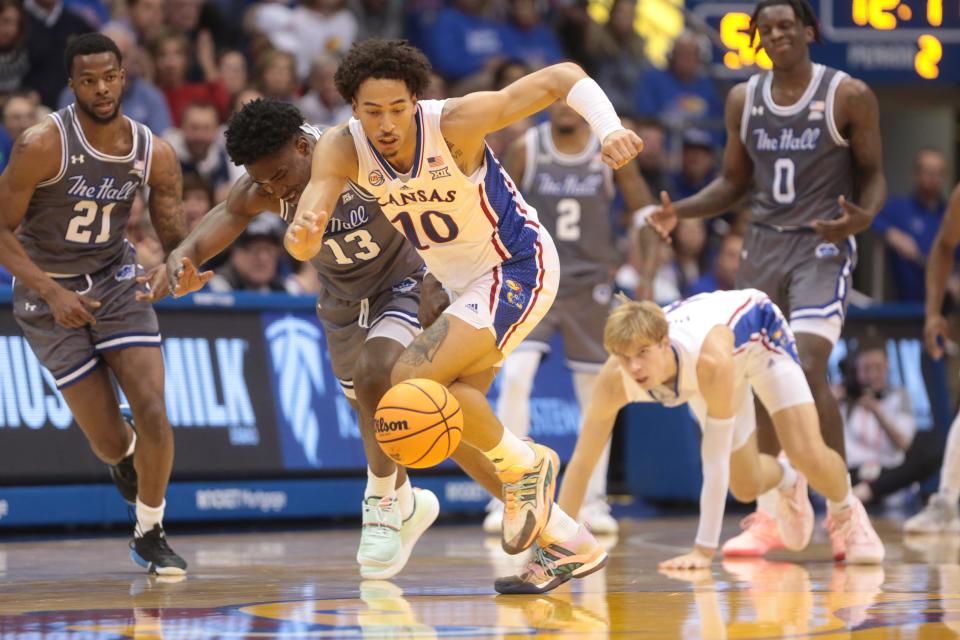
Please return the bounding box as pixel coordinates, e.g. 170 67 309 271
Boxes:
284 210 327 261
167 256 213 298
600 129 643 169
419 272 450 328
45 286 100 328
924 313 949 360
135 263 170 301
812 196 873 244
646 191 678 242
658 546 715 570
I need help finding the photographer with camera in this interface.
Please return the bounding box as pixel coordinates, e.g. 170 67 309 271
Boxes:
840 338 938 506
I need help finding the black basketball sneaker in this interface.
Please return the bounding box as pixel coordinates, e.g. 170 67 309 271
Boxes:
131 524 188 575
108 405 138 505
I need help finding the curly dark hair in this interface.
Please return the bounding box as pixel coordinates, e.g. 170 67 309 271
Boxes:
334 39 432 102
224 98 305 167
749 0 822 44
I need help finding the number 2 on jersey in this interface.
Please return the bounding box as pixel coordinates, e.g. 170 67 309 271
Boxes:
65 200 115 243
772 158 796 204
556 198 581 241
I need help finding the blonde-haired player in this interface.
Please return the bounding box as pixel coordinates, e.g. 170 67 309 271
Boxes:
500 290 883 583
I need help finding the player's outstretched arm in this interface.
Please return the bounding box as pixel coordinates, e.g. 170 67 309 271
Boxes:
441 62 643 170
284 125 356 261
661 326 737 570
557 356 628 519
924 182 960 359
0 122 101 327
812 78 886 242
139 183 269 300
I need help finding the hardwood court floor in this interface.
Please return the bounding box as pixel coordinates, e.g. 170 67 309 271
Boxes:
1 515 959 638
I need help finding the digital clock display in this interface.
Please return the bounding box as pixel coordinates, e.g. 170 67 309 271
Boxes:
689 0 957 81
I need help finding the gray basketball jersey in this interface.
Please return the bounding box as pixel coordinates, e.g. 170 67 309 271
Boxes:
741 64 855 227
17 104 153 275
278 125 423 301
520 122 615 290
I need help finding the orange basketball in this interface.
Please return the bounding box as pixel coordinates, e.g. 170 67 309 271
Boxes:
374 379 463 468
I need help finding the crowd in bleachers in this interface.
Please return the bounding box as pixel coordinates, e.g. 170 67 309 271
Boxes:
0 0 954 310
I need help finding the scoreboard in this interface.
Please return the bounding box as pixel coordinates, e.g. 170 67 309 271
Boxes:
688 0 958 82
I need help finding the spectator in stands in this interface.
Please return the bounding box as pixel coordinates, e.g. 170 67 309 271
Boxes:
297 53 350 126
424 0 506 84
554 0 601 73
687 232 742 296
286 261 324 296
250 0 357 80
58 25 173 135
653 218 706 303
672 128 716 199
588 0 645 114
0 0 29 95
256 49 298 103
630 116 675 198
350 0 404 41
23 0 93 108
209 214 290 293
167 0 239 53
164 101 233 201
182 171 213 231
500 0 562 70
873 148 949 302
839 338 939 506
218 49 248 101
2 91 38 142
635 30 722 145
111 0 163 45
151 30 229 125
484 58 532 158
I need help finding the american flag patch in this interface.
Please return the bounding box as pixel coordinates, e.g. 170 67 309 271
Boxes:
427 155 443 168
810 100 826 111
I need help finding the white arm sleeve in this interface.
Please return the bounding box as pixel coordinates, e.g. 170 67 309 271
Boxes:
695 416 736 549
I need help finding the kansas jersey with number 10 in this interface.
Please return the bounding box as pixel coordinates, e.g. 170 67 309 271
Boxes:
348 100 547 293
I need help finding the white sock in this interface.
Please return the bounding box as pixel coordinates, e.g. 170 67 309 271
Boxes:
827 475 855 516
756 489 778 517
940 411 960 504
396 477 414 520
776 458 799 492
124 430 137 458
483 429 535 472
365 467 397 501
541 506 580 541
136 498 164 537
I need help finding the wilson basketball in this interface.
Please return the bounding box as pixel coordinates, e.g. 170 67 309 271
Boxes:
374 379 463 468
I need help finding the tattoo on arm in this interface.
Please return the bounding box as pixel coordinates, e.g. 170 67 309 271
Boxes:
398 315 450 368
148 149 188 255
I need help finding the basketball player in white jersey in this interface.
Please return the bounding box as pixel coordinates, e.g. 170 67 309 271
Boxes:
904 181 960 533
284 39 642 571
503 291 883 585
486 102 656 535
645 0 886 560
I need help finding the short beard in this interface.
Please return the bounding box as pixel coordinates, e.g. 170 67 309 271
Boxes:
76 98 121 124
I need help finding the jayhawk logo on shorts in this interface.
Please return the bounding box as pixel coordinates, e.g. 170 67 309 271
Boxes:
504 280 525 309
